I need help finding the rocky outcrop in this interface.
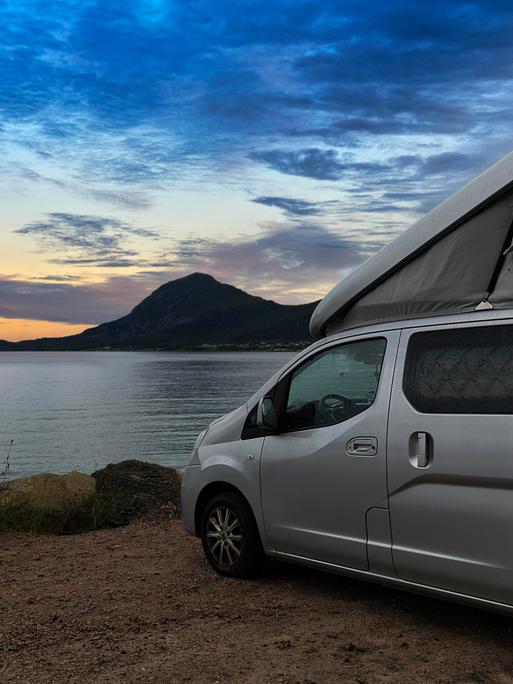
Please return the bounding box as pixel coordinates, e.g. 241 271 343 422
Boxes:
92 460 182 527
0 471 105 534
0 461 182 534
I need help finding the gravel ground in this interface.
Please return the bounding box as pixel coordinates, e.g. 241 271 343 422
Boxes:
2 517 513 683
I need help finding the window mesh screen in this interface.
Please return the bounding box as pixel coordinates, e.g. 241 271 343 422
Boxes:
404 325 513 414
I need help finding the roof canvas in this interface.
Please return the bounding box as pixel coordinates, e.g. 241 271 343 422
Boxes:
310 150 513 339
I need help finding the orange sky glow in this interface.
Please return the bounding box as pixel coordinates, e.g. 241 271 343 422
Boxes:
0 318 89 342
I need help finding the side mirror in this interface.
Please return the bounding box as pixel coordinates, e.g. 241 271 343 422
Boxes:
257 396 278 430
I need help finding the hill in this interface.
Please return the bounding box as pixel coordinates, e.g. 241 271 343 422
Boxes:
0 273 318 350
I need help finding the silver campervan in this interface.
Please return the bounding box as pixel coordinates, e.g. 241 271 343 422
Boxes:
181 150 513 615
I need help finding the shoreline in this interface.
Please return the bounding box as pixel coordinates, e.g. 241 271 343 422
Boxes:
0 347 304 353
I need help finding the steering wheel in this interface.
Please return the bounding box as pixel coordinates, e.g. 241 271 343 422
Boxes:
319 393 357 422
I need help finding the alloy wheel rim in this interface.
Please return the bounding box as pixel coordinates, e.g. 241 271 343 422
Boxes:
206 506 242 566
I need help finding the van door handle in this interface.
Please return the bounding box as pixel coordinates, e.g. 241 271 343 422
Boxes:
409 431 432 468
346 437 378 457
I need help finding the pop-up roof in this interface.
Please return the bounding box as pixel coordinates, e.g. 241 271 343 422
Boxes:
310 150 513 339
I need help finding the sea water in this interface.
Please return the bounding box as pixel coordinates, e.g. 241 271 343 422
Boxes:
0 351 294 478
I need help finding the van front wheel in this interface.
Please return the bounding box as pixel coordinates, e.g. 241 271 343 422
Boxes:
200 492 263 578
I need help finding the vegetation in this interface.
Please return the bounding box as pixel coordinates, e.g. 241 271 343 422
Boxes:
1 439 13 485
0 472 111 534
0 460 182 534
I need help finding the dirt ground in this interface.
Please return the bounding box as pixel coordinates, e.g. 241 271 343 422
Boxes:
2 517 513 684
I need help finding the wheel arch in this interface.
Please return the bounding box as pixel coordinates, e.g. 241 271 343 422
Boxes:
194 481 255 537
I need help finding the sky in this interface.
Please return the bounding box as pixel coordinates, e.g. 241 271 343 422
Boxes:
2 1 513 340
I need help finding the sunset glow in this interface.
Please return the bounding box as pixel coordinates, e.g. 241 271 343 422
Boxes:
0 318 89 343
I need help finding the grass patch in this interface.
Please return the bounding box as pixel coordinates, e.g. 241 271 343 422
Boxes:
0 472 111 534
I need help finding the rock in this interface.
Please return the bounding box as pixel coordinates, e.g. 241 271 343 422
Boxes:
343 643 368 653
0 471 103 534
2 471 95 504
92 460 181 527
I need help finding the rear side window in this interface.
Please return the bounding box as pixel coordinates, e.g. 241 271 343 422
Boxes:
404 324 513 414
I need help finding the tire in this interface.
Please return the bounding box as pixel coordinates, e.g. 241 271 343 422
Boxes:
200 491 263 578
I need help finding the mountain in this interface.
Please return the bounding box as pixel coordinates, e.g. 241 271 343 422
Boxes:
0 273 319 351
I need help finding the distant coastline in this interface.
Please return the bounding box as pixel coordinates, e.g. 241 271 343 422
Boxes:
0 342 308 352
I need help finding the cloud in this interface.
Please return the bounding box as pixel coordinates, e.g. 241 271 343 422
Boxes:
15 213 158 267
252 196 321 216
0 275 156 325
249 148 346 180
84 188 153 211
29 274 81 282
420 152 472 177
0 217 372 325
3 161 153 210
167 221 368 301
389 151 474 177
250 147 395 189
2 0 513 216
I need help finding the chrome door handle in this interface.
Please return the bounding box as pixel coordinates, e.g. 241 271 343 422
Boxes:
409 431 432 468
346 437 378 457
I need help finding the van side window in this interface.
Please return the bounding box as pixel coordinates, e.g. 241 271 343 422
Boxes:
404 324 513 414
284 338 386 432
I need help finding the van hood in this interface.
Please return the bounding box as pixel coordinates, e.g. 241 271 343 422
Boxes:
201 405 248 446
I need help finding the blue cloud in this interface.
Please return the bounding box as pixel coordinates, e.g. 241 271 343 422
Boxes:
16 213 158 266
3 1 513 171
252 196 321 216
250 148 347 180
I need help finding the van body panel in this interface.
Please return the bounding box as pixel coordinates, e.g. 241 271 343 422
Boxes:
388 319 513 604
182 435 268 544
259 331 399 569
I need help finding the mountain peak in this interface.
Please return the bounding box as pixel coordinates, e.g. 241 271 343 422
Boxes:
180 272 217 282
150 271 251 300
156 272 225 293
